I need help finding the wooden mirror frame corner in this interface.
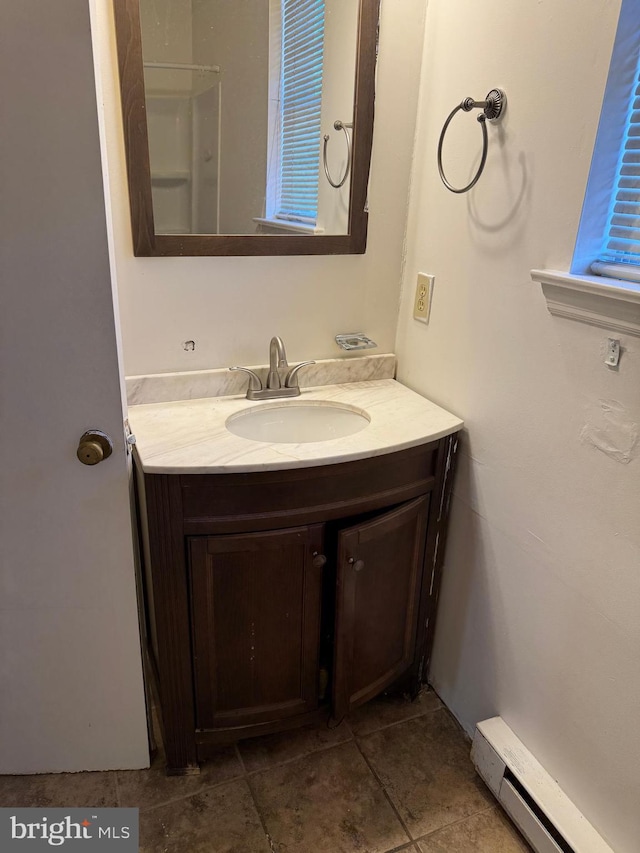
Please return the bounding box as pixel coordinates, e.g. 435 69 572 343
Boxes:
112 0 380 257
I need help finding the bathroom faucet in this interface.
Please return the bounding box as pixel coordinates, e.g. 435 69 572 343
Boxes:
267 336 288 390
230 336 315 400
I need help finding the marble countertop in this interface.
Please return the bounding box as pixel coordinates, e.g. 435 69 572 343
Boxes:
128 379 463 474
126 353 396 405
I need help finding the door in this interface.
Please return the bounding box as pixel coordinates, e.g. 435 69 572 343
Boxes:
189 525 325 731
0 1 148 772
333 496 429 721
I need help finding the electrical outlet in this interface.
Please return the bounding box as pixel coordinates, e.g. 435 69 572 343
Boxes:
413 273 434 323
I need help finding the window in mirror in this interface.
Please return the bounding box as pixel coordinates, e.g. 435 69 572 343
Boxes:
263 0 326 232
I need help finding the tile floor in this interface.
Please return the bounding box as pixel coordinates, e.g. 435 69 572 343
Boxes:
0 691 532 852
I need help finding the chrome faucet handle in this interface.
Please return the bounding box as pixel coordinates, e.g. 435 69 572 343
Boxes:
284 361 316 389
229 366 263 392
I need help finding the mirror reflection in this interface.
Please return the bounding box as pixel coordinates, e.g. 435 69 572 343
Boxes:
139 0 359 237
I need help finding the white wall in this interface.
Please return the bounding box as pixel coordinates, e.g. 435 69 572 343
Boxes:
140 0 195 234
140 0 193 64
192 0 269 234
92 0 427 376
395 2 640 852
317 0 360 234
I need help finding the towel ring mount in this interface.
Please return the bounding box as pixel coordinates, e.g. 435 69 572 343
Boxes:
437 88 507 194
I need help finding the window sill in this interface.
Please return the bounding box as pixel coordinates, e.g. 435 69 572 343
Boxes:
253 217 325 235
530 269 640 337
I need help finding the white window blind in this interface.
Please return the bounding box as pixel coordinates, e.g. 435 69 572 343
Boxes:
593 62 640 281
277 0 325 224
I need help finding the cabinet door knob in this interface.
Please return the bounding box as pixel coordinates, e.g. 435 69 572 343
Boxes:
348 557 365 572
312 552 327 569
77 429 113 465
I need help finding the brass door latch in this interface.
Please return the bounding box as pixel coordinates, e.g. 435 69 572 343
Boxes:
76 429 113 465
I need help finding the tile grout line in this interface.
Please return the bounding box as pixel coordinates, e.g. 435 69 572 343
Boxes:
234 742 248 776
242 730 424 853
355 705 500 845
240 726 417 852
352 735 416 845
453 802 535 852
237 742 279 853
243 733 354 779
136 733 491 824
133 739 245 816
352 702 444 739
136 703 444 821
384 841 422 853
243 769 278 853
412 804 500 844
138 734 351 816
136 771 246 815
355 705 445 737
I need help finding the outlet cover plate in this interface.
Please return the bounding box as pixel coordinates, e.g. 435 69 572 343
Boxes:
414 273 434 323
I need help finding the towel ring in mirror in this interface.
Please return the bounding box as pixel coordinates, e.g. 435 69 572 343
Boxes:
323 120 353 189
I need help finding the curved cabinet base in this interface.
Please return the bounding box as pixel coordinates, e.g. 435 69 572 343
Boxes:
135 436 459 773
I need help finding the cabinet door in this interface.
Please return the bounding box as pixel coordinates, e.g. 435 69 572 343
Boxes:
333 496 429 720
189 525 324 731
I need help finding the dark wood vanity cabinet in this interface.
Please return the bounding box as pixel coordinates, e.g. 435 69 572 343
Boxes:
136 434 459 774
333 495 429 721
188 526 324 732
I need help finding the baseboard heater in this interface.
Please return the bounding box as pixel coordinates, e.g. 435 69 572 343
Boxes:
471 717 614 853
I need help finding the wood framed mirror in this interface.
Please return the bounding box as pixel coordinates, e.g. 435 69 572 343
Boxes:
112 0 379 256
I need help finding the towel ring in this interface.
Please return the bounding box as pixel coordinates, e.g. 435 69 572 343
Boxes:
437 89 506 194
323 120 353 189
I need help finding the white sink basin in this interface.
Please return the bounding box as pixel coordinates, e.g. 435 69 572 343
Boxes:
226 401 370 444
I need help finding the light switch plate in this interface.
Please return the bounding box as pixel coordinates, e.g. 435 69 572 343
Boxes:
413 273 434 323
